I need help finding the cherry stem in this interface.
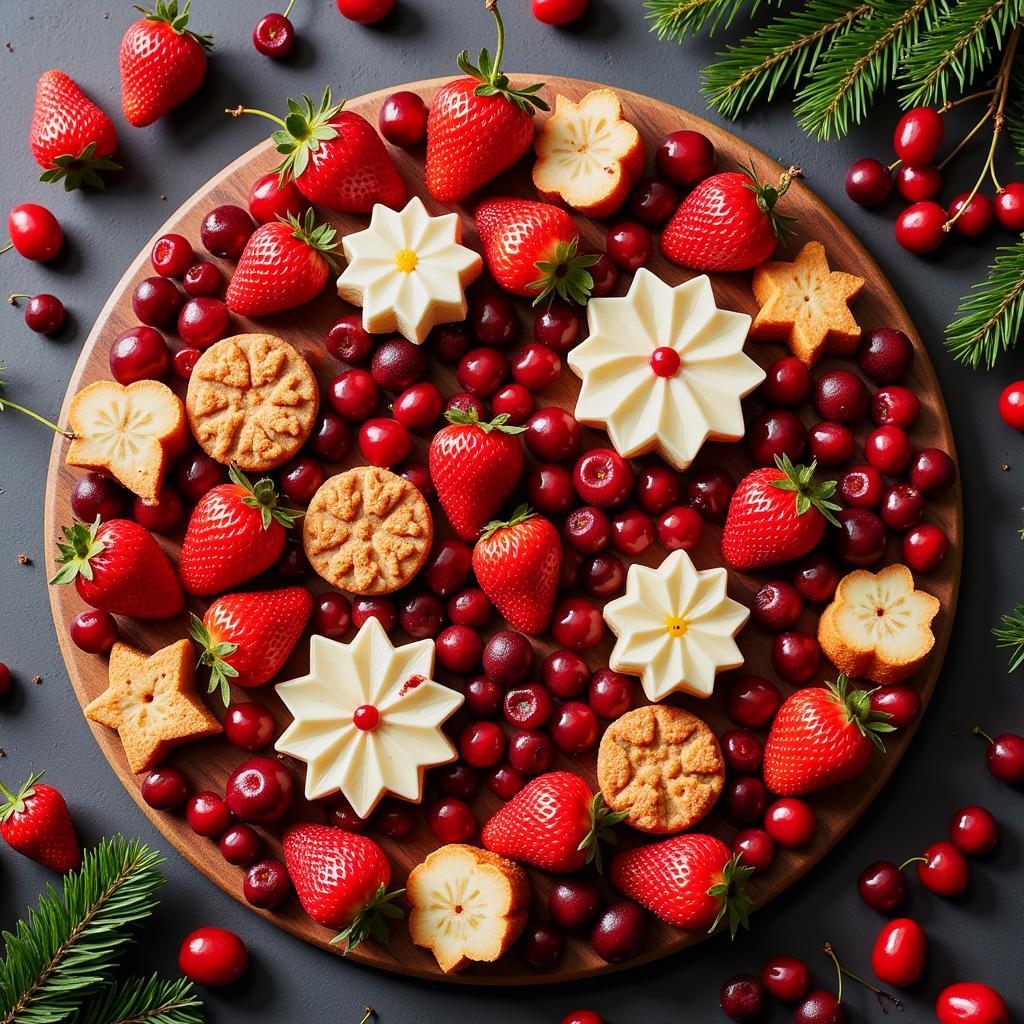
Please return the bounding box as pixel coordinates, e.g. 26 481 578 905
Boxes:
0 242 12 256
282 0 296 16
226 105 286 128
7 294 30 305
972 724 994 744
0 398 75 439
357 1008 374 1024
824 943 901 1013
898 854 928 871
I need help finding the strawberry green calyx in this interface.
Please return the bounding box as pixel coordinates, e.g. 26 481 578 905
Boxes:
330 882 405 953
769 454 842 526
282 209 341 273
444 407 526 435
457 0 549 116
576 792 628 873
39 141 122 192
707 852 755 939
478 502 535 542
0 772 46 823
188 613 239 708
0 362 75 438
741 162 801 242
50 518 106 587
229 463 303 531
528 235 599 307
830 674 896 752
134 0 213 49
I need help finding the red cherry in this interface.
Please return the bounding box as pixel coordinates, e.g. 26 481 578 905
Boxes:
150 233 193 277
590 901 648 964
70 608 119 654
279 454 325 503
528 464 579 516
917 840 970 896
872 385 920 428
459 721 507 768
858 859 906 911
132 485 183 533
871 917 926 987
550 700 599 754
447 588 491 629
371 336 428 392
491 383 534 424
200 204 255 259
186 791 232 838
132 276 182 327
469 290 518 347
894 107 944 165
764 797 816 847
12 292 65 334
721 728 764 774
895 201 946 253
573 448 634 507
534 301 580 354
588 668 633 719
224 702 275 752
561 1014 603 1024
551 597 605 650
732 827 775 872
525 407 581 463
948 191 994 237
379 90 428 146
936 983 1008 1024
141 766 191 811
794 990 845 1024
628 177 679 226
836 508 887 566
243 858 291 908
762 955 811 1002
358 417 411 466
487 763 526 800
175 451 228 501
351 596 397 632
722 775 767 824
253 10 295 57
542 649 589 699
565 506 611 554
998 380 1024 429
392 380 443 433
179 927 248 987
949 804 999 855
512 342 561 391
747 409 806 465
606 221 651 271
636 461 681 514
548 877 602 930
436 763 479 799
436 624 483 673
483 630 534 685
508 729 555 775
910 448 957 493
880 482 923 531
109 326 171 384
325 314 374 365
178 297 230 350
865 425 913 474
649 346 681 378
610 508 654 555
763 355 810 406
902 523 949 572
858 326 914 384
582 552 625 598
994 182 1024 230
813 369 869 422
687 465 734 520
726 675 782 728
839 464 884 509
720 974 766 1023
845 158 892 206
336 0 394 22
248 172 306 223
375 799 416 838
793 552 840 603
429 797 477 843
399 591 444 639
808 422 854 466
589 253 619 297
225 757 294 824
655 130 715 187
531 0 589 25
423 539 472 596
751 581 803 631
975 727 1024 783
870 685 920 728
895 163 941 202
458 347 510 397
657 505 703 550
772 631 821 683
182 260 225 297
6 203 63 261
219 823 264 866
173 346 201 379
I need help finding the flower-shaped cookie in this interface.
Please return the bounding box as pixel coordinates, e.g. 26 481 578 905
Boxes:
275 617 464 818
568 268 763 471
603 549 749 702
336 196 482 344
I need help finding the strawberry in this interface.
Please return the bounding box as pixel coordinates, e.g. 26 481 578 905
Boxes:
763 675 895 795
610 835 752 936
180 465 301 596
189 586 312 705
429 408 525 540
0 772 81 873
229 87 405 213
30 70 120 191
661 164 800 272
225 210 339 317
283 823 403 950
721 455 841 571
119 0 212 128
471 505 561 635
425 1 547 204
475 198 597 305
481 771 626 873
50 517 184 619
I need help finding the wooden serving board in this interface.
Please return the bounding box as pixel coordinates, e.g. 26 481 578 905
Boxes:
44 76 962 984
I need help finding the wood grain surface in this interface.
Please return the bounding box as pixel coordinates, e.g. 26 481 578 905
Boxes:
43 76 963 984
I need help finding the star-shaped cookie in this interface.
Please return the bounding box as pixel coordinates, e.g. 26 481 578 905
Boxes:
84 639 222 773
750 241 865 366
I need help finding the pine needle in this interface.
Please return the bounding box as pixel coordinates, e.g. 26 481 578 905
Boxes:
73 975 203 1024
645 0 774 40
1006 49 1024 162
0 838 166 1024
994 602 1024 671
945 237 1024 368
703 0 871 119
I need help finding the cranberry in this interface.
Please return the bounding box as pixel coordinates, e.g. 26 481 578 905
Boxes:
727 675 782 728
896 200 946 253
446 391 487 420
936 983 1009 1024
427 323 469 365
429 797 477 843
976 727 1024 784
588 252 619 297
512 342 561 391
687 466 734 520
533 302 580 354
559 545 583 590
794 991 845 1024
201 204 255 259
764 797 816 847
399 592 444 639
436 763 479 799
447 588 491 629
720 974 766 1023
358 417 411 466
70 608 119 654
186 791 232 838
243 858 291 908
894 107 944 164
870 685 920 728
491 383 534 424
721 728 764 774
378 90 428 147
542 649 589 699
896 163 942 202
859 327 914 383
793 553 840 602
565 506 612 553
581 552 625 598
872 385 920 428
837 508 887 566
902 523 949 572
549 877 602 930
813 369 869 422
751 581 803 631
656 129 715 186
606 221 651 271
459 721 507 768
325 314 374 364
845 158 893 205
131 485 182 533
628 176 679 225
6 203 63 261
226 757 294 824
279 455 325 503
520 921 564 968
393 380 444 433
610 509 654 555
995 182 1024 229
469 290 518 347
487 763 525 800
15 293 65 334
482 630 533 685
248 171 305 224
275 539 309 581
839 464 884 508
772 631 821 683
458 347 510 397
762 956 812 1002
150 233 193 277
733 828 775 872
949 805 999 856
865 425 913 474
808 422 854 466
880 482 923 530
917 840 970 896
371 336 428 392
173 347 201 379
526 406 581 462
219 823 263 866
550 701 599 754
141 766 190 811
508 729 555 775
224 701 275 751
375 800 416 838
329 368 379 421
654 505 701 551
573 449 634 507
747 409 806 465
175 451 227 501
423 539 472 596
590 901 648 963
588 668 633 719
182 260 224 297
857 859 906 911
723 775 767 823
179 927 248 987
910 448 956 493
132 276 182 327
763 356 810 406
503 683 554 730
650 345 682 377
399 461 432 498
527 463 575 514
551 597 605 651
636 461 681 514
436 624 483 673
352 596 397 632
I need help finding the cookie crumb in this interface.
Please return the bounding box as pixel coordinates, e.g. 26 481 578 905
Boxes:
0 748 6 758
1002 463 1010 472
4 42 13 53
32 675 41 685
17 554 31 565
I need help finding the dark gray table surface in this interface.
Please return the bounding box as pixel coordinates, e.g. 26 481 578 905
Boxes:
0 2 1021 1022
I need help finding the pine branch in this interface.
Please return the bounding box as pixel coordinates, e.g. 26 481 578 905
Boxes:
0 838 165 1024
945 237 1024 368
74 976 203 1024
703 0 871 119
994 602 1024 670
794 0 946 139
899 0 1024 108
1006 47 1024 161
645 0 774 40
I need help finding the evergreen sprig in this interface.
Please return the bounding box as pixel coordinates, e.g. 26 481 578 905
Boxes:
645 0 773 40
73 975 202 1024
1005 49 1024 161
993 602 1024 671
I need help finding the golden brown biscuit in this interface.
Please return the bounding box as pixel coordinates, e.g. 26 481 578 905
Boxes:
597 704 724 834
186 333 318 471
303 466 433 595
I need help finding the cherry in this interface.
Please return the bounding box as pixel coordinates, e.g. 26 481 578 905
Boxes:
173 347 201 379
375 90 429 151
9 292 65 334
447 588 490 629
762 956 811 1002
726 675 782 728
200 204 255 259
531 0 588 25
487 763 525 800
482 630 533 686
324 316 372 366
248 171 306 224
606 221 651 271
243 858 291 908
5 203 63 261
491 383 534 425
838 465 883 509
275 539 310 581
70 608 119 654
225 757 294 824
132 485 183 533
559 544 582 590
949 804 998 856
564 506 610 554
525 407 581 463
656 129 715 187
550 701 600 754
436 624 483 673
371 336 427 392
917 840 970 896
656 505 702 551
636 461 682 514
732 828 775 872
588 668 633 719
687 466 734 520
973 725 1024 784
998 380 1024 429
68 470 130 520
336 0 394 22
373 799 415 839
526 463 574 515
0 664 9 701
813 369 869 422
397 591 443 639
858 859 907 911
325 797 366 834
549 877 601 931
910 448 956 493
141 766 191 811
109 326 171 384
721 729 764 774
747 409 806 465
351 596 397 632
794 990 846 1024
845 158 892 205
772 631 821 683
582 552 625 598
763 355 810 406
723 775 767 824
902 522 948 572
610 509 654 556
936 982 1009 1024
836 509 887 566
590 901 648 963
542 649 589 699
179 297 231 350
459 721 507 768
224 702 275 751
858 327 914 383
150 233 193 277
880 482 923 531
573 449 634 507
949 192 994 237
520 920 564 968
871 917 927 988
277 455 323 504
132 276 182 327
896 200 946 253
995 182 1024 229
720 974 766 1023
179 927 248 987
534 301 580 354
429 797 477 843
894 106 943 164
392 381 443 434
423 539 471 597
896 163 941 202
764 797 816 847
469 290 518 347
589 252 619 297
793 552 841 603
175 451 227 501
219 823 263 866
358 418 410 466
872 384 920 428
508 729 555 775
435 763 479 799
870 685 920 728
186 791 232 838
865 425 913 475
751 581 803 631
182 261 225 297
628 177 679 225
808 422 853 466
458 347 510 397
551 597 605 650
504 683 554 732
512 342 561 391
253 4 296 57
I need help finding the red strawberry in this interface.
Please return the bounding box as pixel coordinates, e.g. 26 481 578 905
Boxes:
721 455 841 571
0 772 81 873
425 1 547 204
283 823 403 950
119 1 212 128
225 210 338 317
230 88 405 213
50 517 184 619
475 198 597 304
481 771 625 873
180 465 301 596
763 675 894 795
471 505 561 635
30 70 120 191
189 586 312 704
661 164 800 272
610 835 752 936
429 408 525 540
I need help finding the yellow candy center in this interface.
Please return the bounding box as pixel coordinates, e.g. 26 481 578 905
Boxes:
394 248 418 273
664 614 689 638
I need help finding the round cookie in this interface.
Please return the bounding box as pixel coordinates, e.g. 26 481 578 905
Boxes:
304 466 433 595
186 333 318 471
597 704 724 834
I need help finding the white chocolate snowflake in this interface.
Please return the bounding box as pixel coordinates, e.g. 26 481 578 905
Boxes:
568 268 764 470
336 196 482 344
603 550 749 702
275 617 464 818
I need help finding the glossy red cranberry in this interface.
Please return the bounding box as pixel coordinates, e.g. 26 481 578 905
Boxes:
447 587 490 629
508 729 555 775
491 383 534 424
70 608 120 654
747 409 806 465
793 553 841 602
936 983 1009 1024
527 462 575 514
865 425 913 474
182 260 224 297
910 448 956 493
459 721 507 768
219 823 263 866
435 763 479 799
533 301 580 354
837 508 887 566
839 464 884 508
880 482 923 530
150 232 193 277
949 805 999 855
551 598 605 651
371 336 427 392
487 763 525 800
589 253 619 297
610 509 654 556
654 505 701 551
469 290 518 347
762 956 812 1003
902 523 949 573
896 200 946 253
751 581 803 631
636 461 681 514
723 775 767 824
436 625 483 673
132 485 183 533
590 901 648 963
520 921 564 969
306 412 351 463
429 797 477 843
917 840 970 896
392 380 444 433
243 858 291 908
423 539 472 597
859 327 914 383
483 630 534 685
329 368 379 421
813 369 869 423
606 221 651 271
176 297 232 354
224 701 275 751
398 592 444 639
871 385 920 428
526 406 581 462
995 182 1024 229
720 974 766 1023
550 701 600 755
375 800 416 838
201 204 255 259
358 417 411 466
687 466 734 520
764 797 816 847
549 877 602 931
399 461 432 497
325 314 373 364
845 158 893 205
727 675 782 728
772 631 821 683
628 176 679 225
132 276 182 327
794 990 846 1024
582 552 626 598
173 346 201 379
896 163 941 201
186 791 232 838
458 347 510 397
512 342 561 391
808 422 854 466
226 757 294 824
763 356 810 406
573 449 634 507
278 455 324 503
141 766 191 811
858 859 906 911
428 322 470 365
179 928 248 987
378 89 428 146
870 685 920 728
351 596 397 632
175 451 227 502
648 345 681 378
722 728 764 774
733 827 775 872
588 668 633 719
247 171 305 224
656 129 715 186
565 506 611 554
894 106 944 164
542 649 589 699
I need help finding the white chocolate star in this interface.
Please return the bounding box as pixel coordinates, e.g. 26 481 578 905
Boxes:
275 617 464 818
603 550 749 702
568 268 763 470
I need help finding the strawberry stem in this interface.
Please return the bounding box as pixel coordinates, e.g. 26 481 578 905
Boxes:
707 853 754 939
50 518 106 587
135 0 213 49
188 613 240 708
0 771 45 823
226 105 287 128
527 236 599 306
829 675 895 752
576 792 628 873
329 883 405 953
824 942 901 1011
444 407 526 435
230 463 303 530
740 162 801 242
769 454 842 526
478 503 535 541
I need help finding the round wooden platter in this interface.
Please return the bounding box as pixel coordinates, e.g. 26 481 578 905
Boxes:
44 75 962 984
